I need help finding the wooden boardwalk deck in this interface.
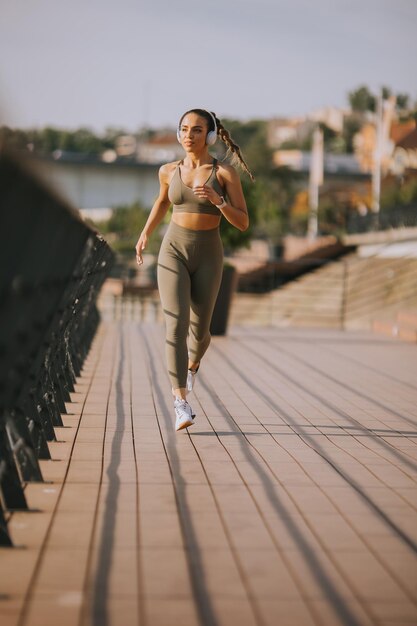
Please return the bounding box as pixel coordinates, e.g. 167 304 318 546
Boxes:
1 321 417 626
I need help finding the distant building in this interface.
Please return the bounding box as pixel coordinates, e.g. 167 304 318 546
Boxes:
267 107 347 149
273 150 364 176
353 118 417 177
352 123 376 173
267 117 305 148
273 149 370 219
267 117 318 149
276 109 417 220
390 120 417 176
307 106 347 133
391 119 416 145
136 131 184 163
115 134 137 157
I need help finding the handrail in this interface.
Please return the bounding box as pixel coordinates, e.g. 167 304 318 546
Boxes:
0 148 114 545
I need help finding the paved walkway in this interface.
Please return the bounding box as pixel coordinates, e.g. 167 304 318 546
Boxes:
1 321 417 626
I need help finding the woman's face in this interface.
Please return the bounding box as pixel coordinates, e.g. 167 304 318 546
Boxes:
178 113 210 151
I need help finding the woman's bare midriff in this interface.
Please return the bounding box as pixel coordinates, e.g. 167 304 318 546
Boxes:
172 213 221 230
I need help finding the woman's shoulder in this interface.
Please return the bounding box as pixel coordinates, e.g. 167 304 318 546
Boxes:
215 160 239 184
215 160 234 173
158 160 181 182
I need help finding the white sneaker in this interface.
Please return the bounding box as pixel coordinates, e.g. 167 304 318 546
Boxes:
172 387 196 416
186 364 199 393
174 398 195 431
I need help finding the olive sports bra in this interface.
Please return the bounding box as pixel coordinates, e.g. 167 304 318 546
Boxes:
168 158 226 216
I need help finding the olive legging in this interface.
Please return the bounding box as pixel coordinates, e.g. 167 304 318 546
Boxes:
157 221 223 390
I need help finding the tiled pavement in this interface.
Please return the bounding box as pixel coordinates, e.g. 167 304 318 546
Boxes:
1 321 417 626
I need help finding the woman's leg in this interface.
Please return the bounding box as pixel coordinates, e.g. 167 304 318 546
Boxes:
188 236 223 367
157 242 191 398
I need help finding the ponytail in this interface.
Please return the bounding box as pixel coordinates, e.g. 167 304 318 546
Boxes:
211 112 255 182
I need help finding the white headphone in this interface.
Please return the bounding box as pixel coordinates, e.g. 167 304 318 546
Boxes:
177 109 218 146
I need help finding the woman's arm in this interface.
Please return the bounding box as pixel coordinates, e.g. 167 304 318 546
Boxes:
193 163 249 231
135 164 172 265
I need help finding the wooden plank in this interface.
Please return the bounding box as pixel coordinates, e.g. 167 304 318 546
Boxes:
2 321 417 626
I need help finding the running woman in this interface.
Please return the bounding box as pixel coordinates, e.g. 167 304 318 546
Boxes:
135 108 254 431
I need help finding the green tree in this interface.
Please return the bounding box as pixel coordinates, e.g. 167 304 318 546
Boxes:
249 176 284 245
0 124 131 155
219 176 258 253
380 178 417 210
0 126 28 150
381 85 393 100
69 127 103 154
102 126 129 149
94 200 162 255
318 122 345 153
342 115 362 153
398 178 417 205
26 128 43 151
40 126 62 153
396 93 409 110
348 85 376 112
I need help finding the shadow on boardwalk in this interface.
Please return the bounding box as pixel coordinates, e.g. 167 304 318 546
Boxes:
2 322 417 626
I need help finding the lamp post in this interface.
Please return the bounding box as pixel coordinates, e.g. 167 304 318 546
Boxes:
372 90 396 219
372 89 383 214
307 126 324 239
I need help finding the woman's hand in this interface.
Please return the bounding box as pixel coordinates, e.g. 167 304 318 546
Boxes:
193 184 222 206
135 232 148 265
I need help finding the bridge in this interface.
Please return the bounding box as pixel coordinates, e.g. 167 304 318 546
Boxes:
1 149 417 626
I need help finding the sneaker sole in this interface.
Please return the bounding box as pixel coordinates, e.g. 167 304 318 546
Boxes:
175 418 195 432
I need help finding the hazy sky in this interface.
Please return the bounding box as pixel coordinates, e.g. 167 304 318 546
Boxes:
1 0 416 132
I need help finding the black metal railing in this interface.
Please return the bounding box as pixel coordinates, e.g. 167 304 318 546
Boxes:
0 148 114 545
